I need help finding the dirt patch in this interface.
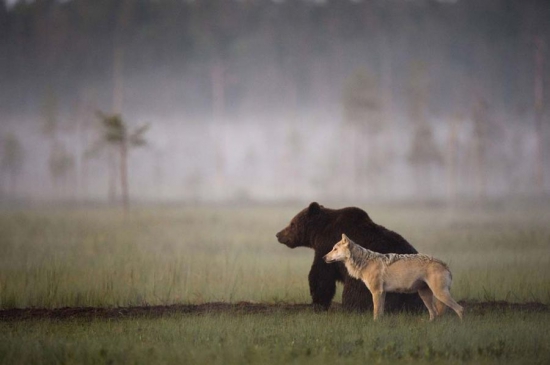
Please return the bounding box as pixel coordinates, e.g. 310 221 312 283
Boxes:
0 301 547 321
0 302 312 321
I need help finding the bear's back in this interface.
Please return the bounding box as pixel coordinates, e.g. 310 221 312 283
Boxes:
317 206 417 255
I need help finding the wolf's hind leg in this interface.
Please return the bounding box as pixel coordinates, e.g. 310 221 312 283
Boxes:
417 287 437 321
434 298 447 316
431 288 463 320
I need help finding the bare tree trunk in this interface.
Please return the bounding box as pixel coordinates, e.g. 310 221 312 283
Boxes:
75 100 85 202
77 87 96 202
9 170 17 198
108 47 125 205
108 150 117 204
112 0 131 114
473 133 486 200
81 157 88 200
447 116 459 205
347 125 356 200
534 37 545 194
112 47 124 114
154 150 163 200
211 56 226 189
120 142 129 214
472 98 487 200
310 57 330 113
110 0 130 206
379 33 395 199
211 57 226 120
379 31 394 125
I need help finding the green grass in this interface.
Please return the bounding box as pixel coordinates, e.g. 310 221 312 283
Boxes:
1 311 549 365
1 203 550 364
1 203 549 308
0 206 311 308
1 204 550 308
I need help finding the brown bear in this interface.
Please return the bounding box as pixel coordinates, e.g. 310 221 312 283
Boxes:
276 202 423 312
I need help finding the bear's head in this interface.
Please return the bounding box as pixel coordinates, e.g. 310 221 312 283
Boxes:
276 202 323 249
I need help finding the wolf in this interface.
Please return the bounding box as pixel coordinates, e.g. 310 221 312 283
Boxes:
323 234 463 321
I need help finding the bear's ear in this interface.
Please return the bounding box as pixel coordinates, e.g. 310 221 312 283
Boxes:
308 202 321 216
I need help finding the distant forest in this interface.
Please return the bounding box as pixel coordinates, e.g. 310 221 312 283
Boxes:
1 0 550 202
1 0 549 120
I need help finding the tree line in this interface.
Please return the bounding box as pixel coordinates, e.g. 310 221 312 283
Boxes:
1 0 549 203
1 0 548 117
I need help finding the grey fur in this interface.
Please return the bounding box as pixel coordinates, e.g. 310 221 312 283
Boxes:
349 240 449 270
324 234 463 321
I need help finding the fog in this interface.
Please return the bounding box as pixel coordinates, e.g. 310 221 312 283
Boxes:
1 0 549 205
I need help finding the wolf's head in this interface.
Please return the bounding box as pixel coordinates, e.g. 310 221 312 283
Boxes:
323 233 351 263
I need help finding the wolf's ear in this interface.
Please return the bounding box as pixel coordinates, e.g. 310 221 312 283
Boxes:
342 233 349 244
308 202 321 216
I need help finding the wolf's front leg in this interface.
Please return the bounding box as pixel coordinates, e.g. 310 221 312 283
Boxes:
371 291 386 321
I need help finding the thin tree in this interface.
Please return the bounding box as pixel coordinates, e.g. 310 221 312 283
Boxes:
342 68 386 199
408 122 443 197
446 113 462 206
533 37 545 194
49 142 75 199
407 62 443 197
1 132 25 197
41 90 61 193
471 97 489 199
97 112 148 213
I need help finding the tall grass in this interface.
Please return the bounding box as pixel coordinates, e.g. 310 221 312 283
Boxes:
0 203 549 309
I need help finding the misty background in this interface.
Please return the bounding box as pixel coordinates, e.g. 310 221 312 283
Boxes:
1 0 549 205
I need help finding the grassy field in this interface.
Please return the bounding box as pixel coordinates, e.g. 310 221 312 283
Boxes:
1 202 550 364
1 203 549 308
1 310 549 365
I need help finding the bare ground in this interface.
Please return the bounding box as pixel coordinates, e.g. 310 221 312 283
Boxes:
0 301 547 321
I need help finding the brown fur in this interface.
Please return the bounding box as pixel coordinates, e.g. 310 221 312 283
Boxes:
324 234 464 321
276 202 423 312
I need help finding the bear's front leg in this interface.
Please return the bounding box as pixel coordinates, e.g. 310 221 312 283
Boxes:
308 257 336 311
342 277 373 312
